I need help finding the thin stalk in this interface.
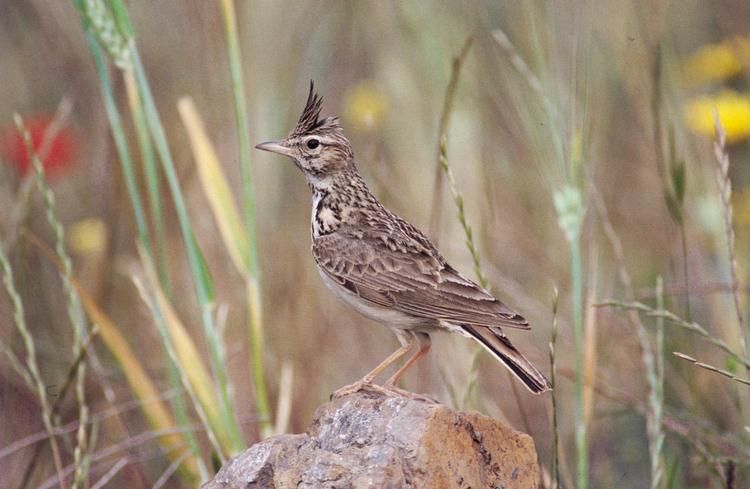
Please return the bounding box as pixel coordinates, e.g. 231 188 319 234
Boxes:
650 277 665 489
76 0 243 453
16 114 91 488
439 135 529 431
22 230 201 483
246 283 268 432
589 179 679 489
88 35 152 254
674 352 750 386
132 272 220 472
596 300 750 369
89 32 198 467
123 70 170 293
550 288 560 489
571 233 588 489
712 115 748 362
0 341 33 388
439 137 488 288
219 0 270 436
0 246 67 489
438 133 484 410
129 46 244 451
492 28 566 171
4 98 72 252
679 225 691 321
428 36 473 242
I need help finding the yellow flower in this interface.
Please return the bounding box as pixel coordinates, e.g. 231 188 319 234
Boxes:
683 91 750 142
343 82 387 132
68 218 107 255
681 37 750 87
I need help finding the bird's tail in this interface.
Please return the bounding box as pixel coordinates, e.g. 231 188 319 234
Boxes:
462 324 551 394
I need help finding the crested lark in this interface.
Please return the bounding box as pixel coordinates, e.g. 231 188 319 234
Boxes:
256 82 551 396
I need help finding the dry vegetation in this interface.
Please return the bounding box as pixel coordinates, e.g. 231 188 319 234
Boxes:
1 1 750 487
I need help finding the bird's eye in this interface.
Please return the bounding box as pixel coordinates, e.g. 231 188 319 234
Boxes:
306 138 320 149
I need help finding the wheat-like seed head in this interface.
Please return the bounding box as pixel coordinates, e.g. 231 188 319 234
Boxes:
85 0 132 70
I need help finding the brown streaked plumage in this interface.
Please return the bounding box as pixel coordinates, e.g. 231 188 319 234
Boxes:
256 81 551 396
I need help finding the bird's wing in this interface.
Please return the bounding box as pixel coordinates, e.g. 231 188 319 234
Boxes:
312 224 530 330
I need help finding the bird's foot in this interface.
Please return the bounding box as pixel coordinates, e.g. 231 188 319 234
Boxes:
330 380 389 400
331 380 437 403
382 382 439 403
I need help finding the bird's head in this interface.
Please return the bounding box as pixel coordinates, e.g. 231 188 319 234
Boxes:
255 82 355 183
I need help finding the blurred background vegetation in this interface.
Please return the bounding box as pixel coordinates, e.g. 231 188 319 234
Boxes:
2 1 750 487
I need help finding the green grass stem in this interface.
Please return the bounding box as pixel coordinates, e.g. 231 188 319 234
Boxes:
649 277 665 489
129 45 244 452
124 70 170 294
74 0 244 453
86 29 201 471
132 271 218 474
87 35 152 258
219 0 271 436
570 233 587 489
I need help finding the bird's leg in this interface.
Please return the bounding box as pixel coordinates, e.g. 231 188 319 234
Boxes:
331 331 414 399
384 332 431 388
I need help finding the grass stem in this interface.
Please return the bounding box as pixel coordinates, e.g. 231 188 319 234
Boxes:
549 288 560 489
571 233 588 489
649 277 665 489
712 114 748 363
219 0 271 436
0 245 67 489
428 36 473 242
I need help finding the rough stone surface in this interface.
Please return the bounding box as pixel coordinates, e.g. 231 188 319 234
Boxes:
204 388 538 489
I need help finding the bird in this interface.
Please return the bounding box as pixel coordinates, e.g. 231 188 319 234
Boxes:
255 82 551 398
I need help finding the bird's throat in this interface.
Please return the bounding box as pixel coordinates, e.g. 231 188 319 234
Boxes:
311 189 343 238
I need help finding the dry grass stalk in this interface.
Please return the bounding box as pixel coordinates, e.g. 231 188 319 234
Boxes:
589 181 665 488
428 36 473 241
133 252 228 463
712 113 747 361
0 246 67 489
89 458 129 489
582 257 598 428
597 300 750 369
549 288 561 489
23 231 201 479
673 352 750 386
4 98 73 251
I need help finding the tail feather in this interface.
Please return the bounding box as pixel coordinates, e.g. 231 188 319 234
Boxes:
462 324 551 394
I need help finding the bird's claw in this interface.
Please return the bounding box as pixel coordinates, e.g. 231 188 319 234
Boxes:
331 381 437 403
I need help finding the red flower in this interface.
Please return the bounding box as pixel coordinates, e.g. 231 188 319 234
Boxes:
1 115 78 178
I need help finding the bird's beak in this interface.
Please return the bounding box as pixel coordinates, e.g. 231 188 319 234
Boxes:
255 140 294 158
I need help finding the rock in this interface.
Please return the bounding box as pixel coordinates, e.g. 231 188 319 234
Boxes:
204 387 539 489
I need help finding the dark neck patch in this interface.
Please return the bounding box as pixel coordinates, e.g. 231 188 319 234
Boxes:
312 189 342 237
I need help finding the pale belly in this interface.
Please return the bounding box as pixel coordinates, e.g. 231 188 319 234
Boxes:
317 267 437 331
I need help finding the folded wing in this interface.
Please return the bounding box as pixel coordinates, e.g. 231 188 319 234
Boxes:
312 225 530 330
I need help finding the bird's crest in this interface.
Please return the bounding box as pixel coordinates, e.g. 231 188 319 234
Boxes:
292 81 340 136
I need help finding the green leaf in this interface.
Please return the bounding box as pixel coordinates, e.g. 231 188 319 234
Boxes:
189 230 216 304
671 158 686 204
178 97 249 276
725 354 739 374
107 0 134 38
667 124 687 205
664 189 683 225
665 455 682 489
